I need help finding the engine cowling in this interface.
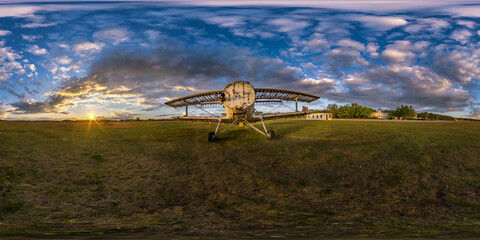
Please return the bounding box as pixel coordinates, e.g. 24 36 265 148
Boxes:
223 81 255 119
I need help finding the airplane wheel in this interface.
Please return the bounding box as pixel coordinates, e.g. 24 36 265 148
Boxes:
208 132 215 142
268 130 275 140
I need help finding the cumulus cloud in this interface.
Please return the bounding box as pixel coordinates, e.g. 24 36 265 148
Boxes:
204 16 246 27
381 41 414 63
11 95 73 114
11 40 307 113
3 2 480 118
351 15 408 30
27 64 36 72
93 27 131 44
21 34 41 41
327 65 472 112
0 30 11 36
325 47 369 76
457 20 475 29
268 18 310 33
450 29 473 44
291 32 329 54
25 44 48 55
404 18 449 33
382 49 408 62
336 39 365 51
0 44 24 81
73 41 104 54
431 49 480 85
0 103 15 120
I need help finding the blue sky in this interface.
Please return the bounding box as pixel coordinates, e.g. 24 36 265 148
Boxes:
0 0 480 120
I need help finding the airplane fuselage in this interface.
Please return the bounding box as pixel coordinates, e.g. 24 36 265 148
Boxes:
221 81 256 121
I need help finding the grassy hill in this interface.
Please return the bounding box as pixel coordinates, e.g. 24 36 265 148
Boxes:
1 120 480 238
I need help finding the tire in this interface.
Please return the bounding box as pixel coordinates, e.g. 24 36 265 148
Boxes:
207 132 215 142
267 130 275 139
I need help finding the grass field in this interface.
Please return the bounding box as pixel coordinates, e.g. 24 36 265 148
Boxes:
1 119 480 238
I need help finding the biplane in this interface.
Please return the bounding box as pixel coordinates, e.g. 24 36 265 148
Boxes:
165 81 319 141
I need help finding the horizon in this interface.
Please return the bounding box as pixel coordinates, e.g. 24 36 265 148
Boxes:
1 0 480 120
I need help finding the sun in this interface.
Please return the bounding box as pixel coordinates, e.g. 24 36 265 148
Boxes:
89 114 95 120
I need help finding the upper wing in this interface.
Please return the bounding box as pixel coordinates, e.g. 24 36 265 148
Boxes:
255 88 319 103
172 116 234 123
164 90 223 108
164 88 319 108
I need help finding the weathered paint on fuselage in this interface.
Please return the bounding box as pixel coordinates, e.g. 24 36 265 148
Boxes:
221 81 256 121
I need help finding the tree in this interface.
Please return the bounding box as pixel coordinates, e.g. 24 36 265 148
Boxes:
393 105 416 118
335 103 374 119
418 112 429 119
327 104 338 118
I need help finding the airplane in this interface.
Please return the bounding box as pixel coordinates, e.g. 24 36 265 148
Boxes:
165 81 319 141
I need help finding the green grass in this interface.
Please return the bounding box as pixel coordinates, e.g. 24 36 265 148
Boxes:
1 120 480 238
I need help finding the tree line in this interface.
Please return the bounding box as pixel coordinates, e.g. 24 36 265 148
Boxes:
326 103 374 119
325 103 455 120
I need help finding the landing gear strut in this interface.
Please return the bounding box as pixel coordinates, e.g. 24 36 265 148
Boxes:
207 117 275 142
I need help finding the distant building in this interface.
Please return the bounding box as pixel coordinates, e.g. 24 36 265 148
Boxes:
371 108 389 119
304 112 332 120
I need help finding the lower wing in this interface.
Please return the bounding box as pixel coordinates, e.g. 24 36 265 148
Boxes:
256 111 310 121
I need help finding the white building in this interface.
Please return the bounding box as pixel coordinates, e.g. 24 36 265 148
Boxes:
304 112 332 120
371 108 389 119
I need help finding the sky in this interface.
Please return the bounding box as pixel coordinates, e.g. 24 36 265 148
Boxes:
1 0 480 120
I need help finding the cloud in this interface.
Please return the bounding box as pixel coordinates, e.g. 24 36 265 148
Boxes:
0 5 38 18
11 40 307 114
404 18 449 33
0 44 23 81
21 22 56 28
204 16 246 27
177 0 478 12
27 64 36 72
2 2 480 119
21 34 41 41
54 55 72 65
0 30 11 36
450 29 473 44
457 20 475 29
327 65 472 112
109 112 140 120
93 27 131 44
336 39 365 51
351 15 408 30
430 49 480 85
25 44 48 55
0 103 15 120
11 95 73 114
268 18 310 33
382 49 408 62
444 5 480 17
0 2 129 19
73 41 104 54
325 47 369 76
381 40 430 63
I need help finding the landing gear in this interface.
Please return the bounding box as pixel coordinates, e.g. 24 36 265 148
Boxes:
267 130 275 139
207 132 215 142
207 117 275 141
